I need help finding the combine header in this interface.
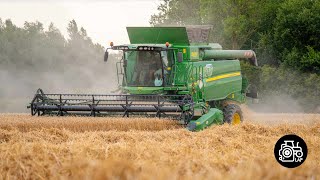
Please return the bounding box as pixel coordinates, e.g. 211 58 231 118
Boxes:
29 26 258 131
30 89 193 120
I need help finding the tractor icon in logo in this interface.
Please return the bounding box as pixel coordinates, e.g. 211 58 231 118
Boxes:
279 140 303 162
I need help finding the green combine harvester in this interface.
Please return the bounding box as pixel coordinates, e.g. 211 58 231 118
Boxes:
29 26 258 131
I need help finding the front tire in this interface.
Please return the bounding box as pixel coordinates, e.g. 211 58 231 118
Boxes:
223 104 243 125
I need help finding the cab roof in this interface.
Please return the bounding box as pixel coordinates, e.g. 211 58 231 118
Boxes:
127 26 212 45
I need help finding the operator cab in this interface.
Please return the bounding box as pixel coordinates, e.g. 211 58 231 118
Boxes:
124 48 173 87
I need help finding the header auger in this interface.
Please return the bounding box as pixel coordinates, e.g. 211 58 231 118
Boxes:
29 26 258 131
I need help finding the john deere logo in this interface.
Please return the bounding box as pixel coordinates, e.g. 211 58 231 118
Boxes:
274 134 308 168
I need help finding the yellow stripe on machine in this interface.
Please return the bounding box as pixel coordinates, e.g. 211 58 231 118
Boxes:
206 72 241 83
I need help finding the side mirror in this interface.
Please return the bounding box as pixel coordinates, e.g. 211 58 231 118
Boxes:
104 50 109 62
177 52 183 63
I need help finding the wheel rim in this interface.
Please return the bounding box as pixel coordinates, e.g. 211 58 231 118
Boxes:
232 113 241 125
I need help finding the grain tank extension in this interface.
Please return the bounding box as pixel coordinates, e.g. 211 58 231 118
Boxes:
29 26 258 131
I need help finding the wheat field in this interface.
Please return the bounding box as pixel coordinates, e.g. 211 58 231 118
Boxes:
0 110 319 180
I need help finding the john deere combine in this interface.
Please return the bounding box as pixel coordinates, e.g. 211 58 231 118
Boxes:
29 26 258 131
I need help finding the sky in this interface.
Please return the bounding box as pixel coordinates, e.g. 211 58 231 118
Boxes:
0 0 160 46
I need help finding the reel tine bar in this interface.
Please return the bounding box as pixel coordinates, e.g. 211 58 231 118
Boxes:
29 89 193 119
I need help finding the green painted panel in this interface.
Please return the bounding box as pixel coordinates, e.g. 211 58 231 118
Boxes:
127 27 189 45
173 62 190 85
183 60 242 102
202 60 242 101
187 108 223 131
123 87 164 94
190 47 200 61
204 76 242 101
172 45 190 61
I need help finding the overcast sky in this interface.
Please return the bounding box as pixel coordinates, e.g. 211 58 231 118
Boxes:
0 0 160 46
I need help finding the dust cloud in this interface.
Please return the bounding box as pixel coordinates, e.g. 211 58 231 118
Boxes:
247 93 304 113
0 52 120 113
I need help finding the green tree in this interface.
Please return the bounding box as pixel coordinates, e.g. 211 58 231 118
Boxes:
150 0 283 51
67 19 79 41
150 0 202 26
271 0 320 73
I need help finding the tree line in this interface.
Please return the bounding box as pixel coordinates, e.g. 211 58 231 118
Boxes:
0 19 104 72
150 0 320 112
0 19 118 112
